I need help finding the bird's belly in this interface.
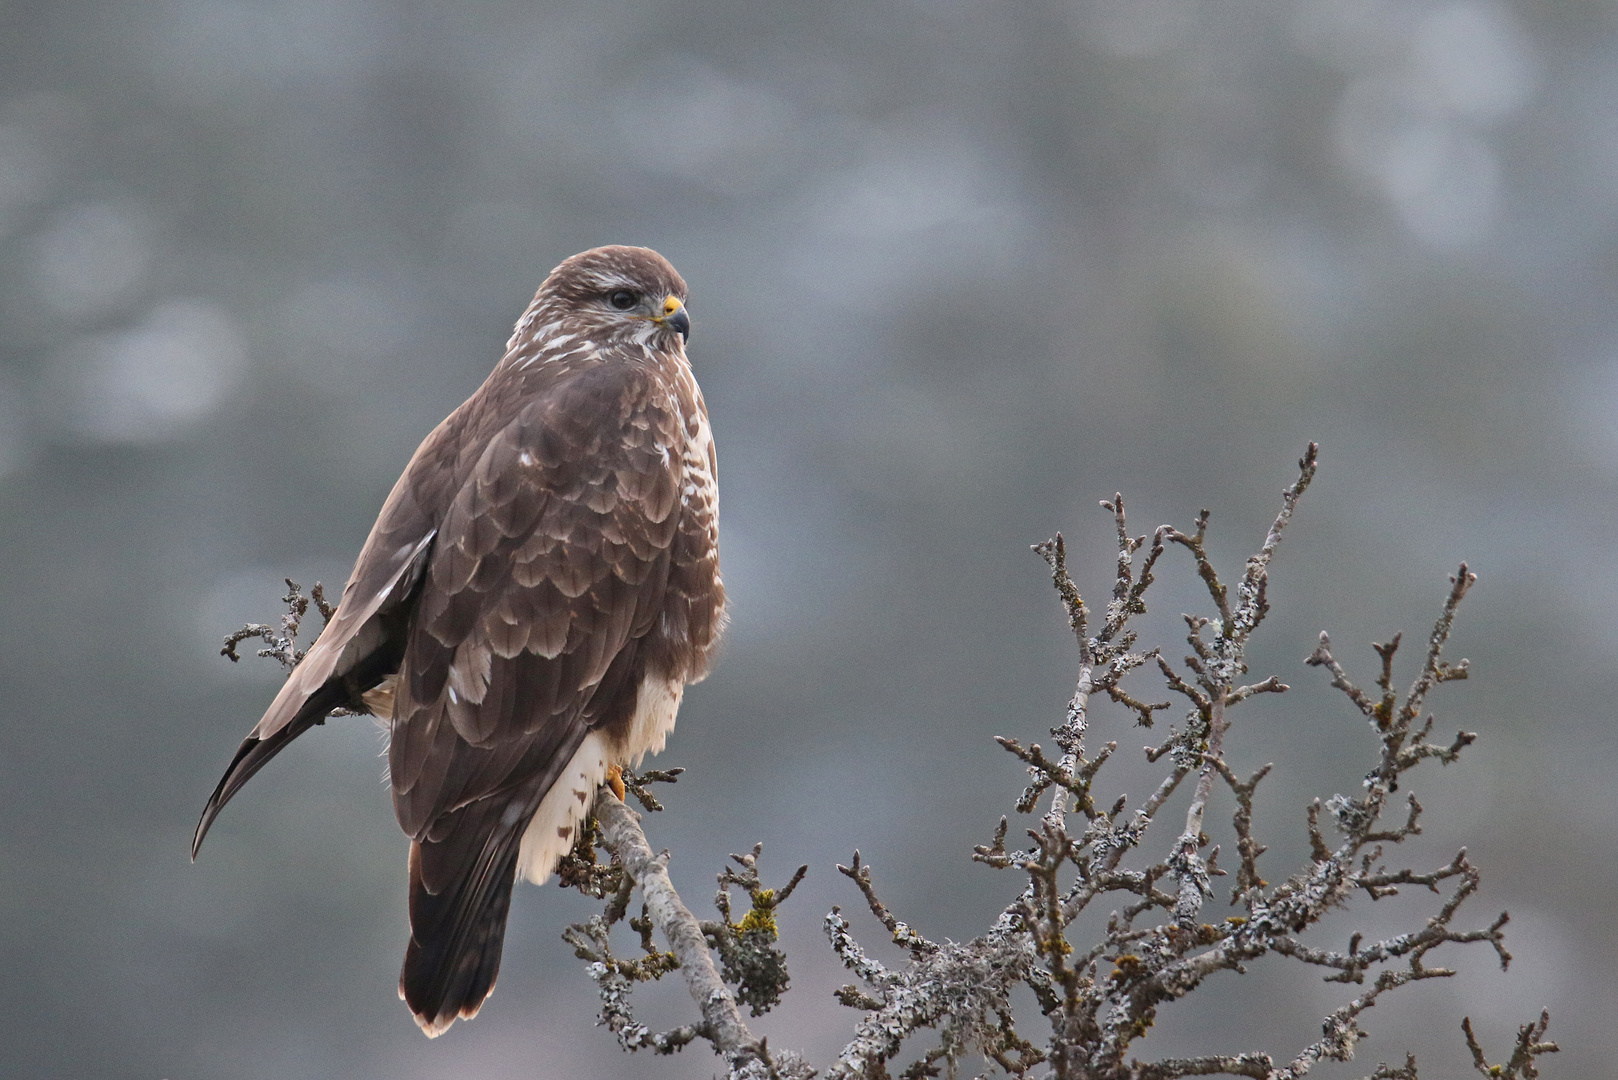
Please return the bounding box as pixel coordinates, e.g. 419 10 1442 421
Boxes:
517 730 608 886
515 674 684 886
613 675 683 767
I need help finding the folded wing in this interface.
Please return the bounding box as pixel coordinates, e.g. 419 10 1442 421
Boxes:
387 361 689 1035
191 407 465 858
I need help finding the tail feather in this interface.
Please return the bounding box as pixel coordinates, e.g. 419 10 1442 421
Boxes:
191 682 346 858
399 837 520 1037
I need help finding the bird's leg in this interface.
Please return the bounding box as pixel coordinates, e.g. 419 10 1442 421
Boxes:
606 763 626 802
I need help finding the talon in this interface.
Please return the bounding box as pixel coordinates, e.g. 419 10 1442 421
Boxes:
606 763 625 802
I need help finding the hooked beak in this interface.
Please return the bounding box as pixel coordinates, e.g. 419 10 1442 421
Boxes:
653 295 690 341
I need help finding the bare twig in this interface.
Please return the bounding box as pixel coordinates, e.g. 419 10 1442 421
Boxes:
1463 1010 1559 1079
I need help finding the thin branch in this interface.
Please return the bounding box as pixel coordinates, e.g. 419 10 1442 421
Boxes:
592 792 813 1078
1463 1009 1559 1079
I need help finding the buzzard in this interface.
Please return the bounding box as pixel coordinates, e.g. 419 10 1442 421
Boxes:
192 246 725 1036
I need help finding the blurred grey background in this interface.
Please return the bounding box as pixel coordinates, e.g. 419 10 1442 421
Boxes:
1 0 1612 1076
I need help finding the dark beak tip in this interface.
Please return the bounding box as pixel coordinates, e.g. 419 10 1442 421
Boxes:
668 309 691 341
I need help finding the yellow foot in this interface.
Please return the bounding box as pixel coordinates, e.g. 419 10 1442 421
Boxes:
606 763 626 802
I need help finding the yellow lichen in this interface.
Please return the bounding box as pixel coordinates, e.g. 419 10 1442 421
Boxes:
737 889 778 936
1109 954 1143 982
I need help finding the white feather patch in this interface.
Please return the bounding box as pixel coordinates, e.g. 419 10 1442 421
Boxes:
621 676 683 767
517 731 608 885
515 676 685 886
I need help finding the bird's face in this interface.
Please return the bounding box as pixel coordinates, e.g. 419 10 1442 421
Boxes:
596 282 691 345
537 246 691 350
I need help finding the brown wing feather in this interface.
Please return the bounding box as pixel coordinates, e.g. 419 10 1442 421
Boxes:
391 359 689 1034
192 402 472 857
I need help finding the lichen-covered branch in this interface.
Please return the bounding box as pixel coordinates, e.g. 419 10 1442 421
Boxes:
220 578 330 667
710 843 808 1016
563 785 813 1079
804 444 1539 1080
824 868 1045 1078
195 444 1549 1077
221 579 360 717
1462 1009 1559 1079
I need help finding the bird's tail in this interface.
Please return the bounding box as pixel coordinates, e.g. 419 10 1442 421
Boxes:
399 831 521 1037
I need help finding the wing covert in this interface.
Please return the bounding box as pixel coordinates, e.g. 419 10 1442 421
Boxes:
389 361 688 839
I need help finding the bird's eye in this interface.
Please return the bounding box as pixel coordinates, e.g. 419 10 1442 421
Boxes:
608 290 638 311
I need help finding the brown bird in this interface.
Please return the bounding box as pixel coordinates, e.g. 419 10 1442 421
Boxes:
192 246 725 1036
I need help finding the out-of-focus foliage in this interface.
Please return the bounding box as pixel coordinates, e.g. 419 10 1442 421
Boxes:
0 1 1611 1076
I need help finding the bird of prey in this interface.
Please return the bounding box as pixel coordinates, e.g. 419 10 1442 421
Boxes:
192 246 725 1036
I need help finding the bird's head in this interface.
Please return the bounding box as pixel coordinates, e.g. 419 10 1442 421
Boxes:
532 245 691 349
